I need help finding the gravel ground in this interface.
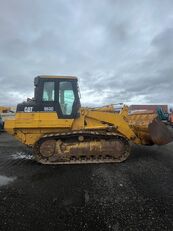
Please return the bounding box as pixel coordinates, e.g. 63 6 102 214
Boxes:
0 133 173 231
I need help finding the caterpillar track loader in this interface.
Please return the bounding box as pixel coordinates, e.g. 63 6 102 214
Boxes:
5 76 173 164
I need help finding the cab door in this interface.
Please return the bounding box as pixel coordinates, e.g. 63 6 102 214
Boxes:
57 80 80 119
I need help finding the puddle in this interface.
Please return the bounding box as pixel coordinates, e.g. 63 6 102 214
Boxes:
11 152 33 160
0 175 16 186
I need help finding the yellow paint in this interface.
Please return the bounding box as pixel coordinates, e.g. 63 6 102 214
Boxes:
4 105 157 147
5 112 73 145
37 75 77 80
0 106 11 113
4 95 158 147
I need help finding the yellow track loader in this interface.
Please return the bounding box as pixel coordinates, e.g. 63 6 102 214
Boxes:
4 76 173 164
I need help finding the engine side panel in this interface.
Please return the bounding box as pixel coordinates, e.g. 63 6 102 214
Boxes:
5 112 74 145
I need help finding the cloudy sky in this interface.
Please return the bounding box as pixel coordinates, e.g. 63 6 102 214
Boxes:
0 0 173 106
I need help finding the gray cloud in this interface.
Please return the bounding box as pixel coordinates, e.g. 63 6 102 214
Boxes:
0 0 173 106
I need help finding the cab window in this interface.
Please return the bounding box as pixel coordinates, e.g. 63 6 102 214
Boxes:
42 82 55 101
59 81 75 115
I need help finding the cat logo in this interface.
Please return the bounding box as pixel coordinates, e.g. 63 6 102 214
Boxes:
24 107 33 112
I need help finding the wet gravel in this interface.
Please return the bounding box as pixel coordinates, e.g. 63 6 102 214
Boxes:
0 133 173 231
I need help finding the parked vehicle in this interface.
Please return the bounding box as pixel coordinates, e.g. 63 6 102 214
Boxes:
0 114 4 133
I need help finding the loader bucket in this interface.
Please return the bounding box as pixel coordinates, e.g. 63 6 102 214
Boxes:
148 118 173 145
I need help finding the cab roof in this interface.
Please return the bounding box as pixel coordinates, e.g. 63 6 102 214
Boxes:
37 75 78 80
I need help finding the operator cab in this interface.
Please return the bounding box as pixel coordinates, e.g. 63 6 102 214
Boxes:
17 75 81 119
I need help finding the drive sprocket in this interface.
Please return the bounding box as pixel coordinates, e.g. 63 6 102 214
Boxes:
33 131 130 164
